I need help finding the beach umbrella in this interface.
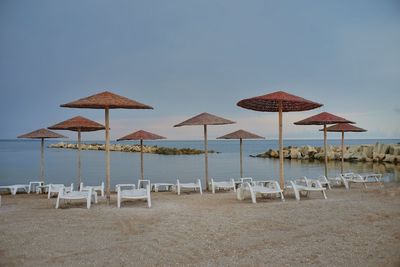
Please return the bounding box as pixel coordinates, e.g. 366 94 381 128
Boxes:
237 91 322 189
294 112 354 178
48 116 105 188
174 112 235 191
60 91 153 202
217 129 264 178
117 130 166 181
17 128 67 183
320 123 366 174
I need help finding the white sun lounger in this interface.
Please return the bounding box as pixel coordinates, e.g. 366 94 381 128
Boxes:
307 176 331 190
176 179 202 195
151 183 175 192
55 187 96 209
0 184 30 195
117 181 151 208
80 182 105 197
237 180 284 203
340 173 383 189
210 178 236 194
288 177 327 201
48 184 73 199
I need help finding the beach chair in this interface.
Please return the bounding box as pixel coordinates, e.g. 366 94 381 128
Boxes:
237 180 284 203
28 181 44 193
117 181 151 208
151 183 174 192
287 177 327 201
307 176 331 190
55 187 96 209
210 178 236 194
48 183 73 199
176 179 202 195
340 173 383 189
80 181 105 197
0 184 30 195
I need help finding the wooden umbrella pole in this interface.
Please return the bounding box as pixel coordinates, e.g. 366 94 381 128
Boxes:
40 138 45 183
341 131 344 174
140 139 144 180
204 125 209 191
240 138 243 178
324 124 328 178
105 108 111 203
77 128 81 189
278 103 284 189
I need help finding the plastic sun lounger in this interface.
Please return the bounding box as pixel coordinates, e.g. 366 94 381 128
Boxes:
0 184 30 195
80 182 105 197
48 184 73 199
151 183 174 192
340 173 383 189
210 178 236 194
287 177 327 201
237 180 284 203
117 180 151 208
307 176 331 190
56 187 97 209
176 179 202 195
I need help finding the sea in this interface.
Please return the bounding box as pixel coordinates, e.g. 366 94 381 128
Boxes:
0 139 399 187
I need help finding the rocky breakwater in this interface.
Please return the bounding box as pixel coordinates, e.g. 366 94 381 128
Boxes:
49 142 215 155
252 143 400 164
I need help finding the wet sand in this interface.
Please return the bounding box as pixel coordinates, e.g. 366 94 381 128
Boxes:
1 185 400 267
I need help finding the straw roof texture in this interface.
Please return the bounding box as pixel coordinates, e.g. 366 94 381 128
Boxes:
321 123 366 132
117 130 166 141
237 91 322 112
294 112 354 125
174 112 235 127
18 128 67 139
60 91 153 109
217 129 264 140
48 116 105 132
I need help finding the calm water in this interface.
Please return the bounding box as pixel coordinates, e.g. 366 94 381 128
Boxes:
0 139 399 187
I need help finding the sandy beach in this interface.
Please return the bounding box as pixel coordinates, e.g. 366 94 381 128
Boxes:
1 185 399 267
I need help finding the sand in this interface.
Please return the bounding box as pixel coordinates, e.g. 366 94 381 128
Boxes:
1 184 400 267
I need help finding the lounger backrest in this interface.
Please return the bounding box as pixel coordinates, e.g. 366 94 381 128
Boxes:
138 179 150 189
240 177 253 184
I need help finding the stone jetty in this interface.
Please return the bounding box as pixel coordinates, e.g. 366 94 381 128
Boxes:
252 143 400 163
48 142 214 155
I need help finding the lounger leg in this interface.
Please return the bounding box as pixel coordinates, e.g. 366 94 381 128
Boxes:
250 189 256 204
322 190 327 199
198 180 203 195
117 194 121 208
55 196 60 209
294 189 300 201
280 192 285 202
177 186 180 195
212 183 215 194
87 197 91 209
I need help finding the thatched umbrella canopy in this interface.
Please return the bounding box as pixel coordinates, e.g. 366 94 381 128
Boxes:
294 112 354 177
117 130 166 181
174 112 235 190
18 128 67 183
217 129 264 178
48 116 105 188
237 91 322 189
320 123 366 173
60 91 153 202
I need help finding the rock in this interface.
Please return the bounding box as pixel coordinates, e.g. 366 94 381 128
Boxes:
391 145 400 156
270 150 278 158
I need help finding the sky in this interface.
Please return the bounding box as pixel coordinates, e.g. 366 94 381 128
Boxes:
0 0 399 140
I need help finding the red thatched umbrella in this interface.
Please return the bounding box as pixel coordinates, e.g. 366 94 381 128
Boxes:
174 112 235 190
18 128 67 183
320 123 366 174
60 91 153 202
237 91 322 188
48 116 105 187
294 112 354 177
217 129 264 178
117 130 166 181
